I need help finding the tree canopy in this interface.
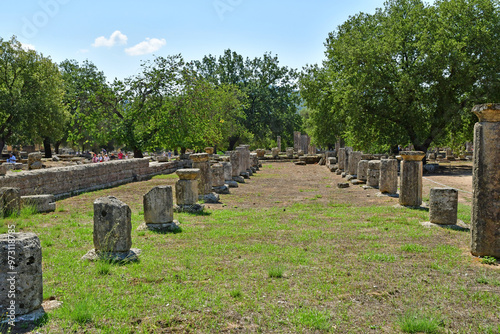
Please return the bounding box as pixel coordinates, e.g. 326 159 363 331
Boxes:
0 36 68 154
300 0 500 153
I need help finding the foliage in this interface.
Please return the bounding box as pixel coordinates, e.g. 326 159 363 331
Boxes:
194 49 302 149
0 36 68 152
60 59 117 151
300 0 500 153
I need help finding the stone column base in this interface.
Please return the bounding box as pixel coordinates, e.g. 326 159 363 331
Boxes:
82 248 142 262
174 204 205 213
137 221 180 233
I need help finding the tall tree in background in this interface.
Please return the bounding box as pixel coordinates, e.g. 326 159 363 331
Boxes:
194 50 302 150
0 36 68 156
300 0 500 153
60 59 117 152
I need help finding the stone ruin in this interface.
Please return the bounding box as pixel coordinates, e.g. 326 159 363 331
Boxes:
470 104 500 258
21 194 56 213
174 168 204 213
191 153 219 203
0 187 21 217
429 188 458 225
137 186 180 232
0 233 44 320
211 164 230 195
82 196 141 262
27 152 43 170
399 151 425 207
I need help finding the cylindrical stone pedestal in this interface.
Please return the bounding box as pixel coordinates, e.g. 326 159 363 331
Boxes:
222 162 232 181
286 147 294 159
348 151 362 176
227 151 241 177
470 104 500 257
399 151 425 207
338 148 346 171
429 188 458 225
367 161 381 188
379 159 398 194
191 153 212 196
211 164 225 187
236 145 251 173
28 152 42 170
357 160 369 182
271 148 279 159
0 233 43 316
174 169 204 213
256 149 266 158
139 186 179 232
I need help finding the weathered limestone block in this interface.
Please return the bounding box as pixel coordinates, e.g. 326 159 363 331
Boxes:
256 149 266 158
204 147 214 155
191 153 212 196
222 162 233 181
379 159 398 194
399 151 425 207
344 147 353 172
338 148 346 171
470 104 500 257
0 233 43 316
93 196 132 253
28 153 43 170
277 136 281 152
227 151 241 177
211 164 229 194
250 153 260 169
139 186 179 232
297 149 304 157
348 151 362 176
337 182 350 189
0 164 6 176
357 160 369 182
286 147 294 159
21 194 56 213
272 148 279 159
236 145 251 174
366 161 381 188
0 187 21 217
175 169 200 205
429 188 458 225
299 155 321 164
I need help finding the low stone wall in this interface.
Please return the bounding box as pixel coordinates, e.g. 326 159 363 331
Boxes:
0 159 191 199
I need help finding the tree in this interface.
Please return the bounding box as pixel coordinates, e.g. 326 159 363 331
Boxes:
194 50 302 150
0 36 68 156
300 0 500 153
60 59 116 153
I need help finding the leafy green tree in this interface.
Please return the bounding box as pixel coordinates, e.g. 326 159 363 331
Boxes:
0 36 68 156
301 0 500 153
60 59 117 153
194 50 302 149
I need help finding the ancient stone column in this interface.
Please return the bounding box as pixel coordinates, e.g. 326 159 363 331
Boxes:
272 147 279 159
212 164 230 194
338 148 346 171
236 146 250 177
138 186 179 232
470 104 500 257
344 147 353 173
28 152 42 170
250 153 259 171
191 153 212 196
348 151 362 177
83 196 140 261
379 159 398 194
294 131 301 152
286 147 294 159
0 187 20 217
399 151 425 207
256 149 266 158
366 161 381 188
222 162 238 188
277 136 281 152
301 135 310 154
429 188 458 225
357 160 369 182
0 233 43 318
174 169 204 213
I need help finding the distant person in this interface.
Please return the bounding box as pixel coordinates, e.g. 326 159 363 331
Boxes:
168 150 172 160
92 153 98 163
6 153 16 163
110 153 117 160
118 151 124 160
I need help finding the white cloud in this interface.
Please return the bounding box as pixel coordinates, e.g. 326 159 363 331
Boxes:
92 30 128 48
125 38 166 56
21 43 36 51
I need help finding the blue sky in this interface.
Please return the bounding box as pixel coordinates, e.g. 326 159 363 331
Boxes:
1 0 387 82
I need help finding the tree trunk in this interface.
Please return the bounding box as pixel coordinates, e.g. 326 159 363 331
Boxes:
54 141 61 155
43 137 52 159
228 136 240 151
133 148 143 159
0 139 5 156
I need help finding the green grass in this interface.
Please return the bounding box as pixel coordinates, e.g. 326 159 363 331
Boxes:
0 165 498 333
398 311 443 333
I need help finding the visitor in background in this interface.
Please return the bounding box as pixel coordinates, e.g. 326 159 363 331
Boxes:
92 153 98 163
6 153 16 163
104 154 110 162
118 151 124 160
168 150 172 160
